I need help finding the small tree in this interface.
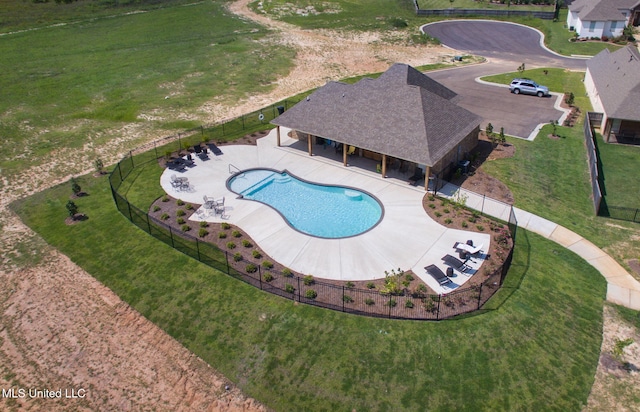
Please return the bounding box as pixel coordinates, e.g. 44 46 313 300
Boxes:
517 63 525 76
94 158 104 174
565 92 575 106
499 127 506 145
549 120 558 137
70 178 82 195
486 122 494 137
66 200 79 219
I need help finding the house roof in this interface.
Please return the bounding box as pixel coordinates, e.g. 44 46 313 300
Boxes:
587 45 640 121
569 0 640 21
271 64 481 167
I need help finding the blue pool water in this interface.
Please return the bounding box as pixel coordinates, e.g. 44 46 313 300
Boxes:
227 169 383 238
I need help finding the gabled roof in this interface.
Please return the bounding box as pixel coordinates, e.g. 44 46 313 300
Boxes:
587 45 640 121
569 0 640 21
271 64 481 167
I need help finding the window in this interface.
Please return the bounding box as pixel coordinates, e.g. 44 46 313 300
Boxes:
589 21 596 32
610 21 618 30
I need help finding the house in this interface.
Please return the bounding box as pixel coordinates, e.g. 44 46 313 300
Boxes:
584 45 640 142
271 63 481 189
567 0 640 39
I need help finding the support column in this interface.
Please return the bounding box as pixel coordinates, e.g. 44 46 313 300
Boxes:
343 144 348 166
424 166 431 191
276 126 281 147
308 133 313 156
381 154 387 178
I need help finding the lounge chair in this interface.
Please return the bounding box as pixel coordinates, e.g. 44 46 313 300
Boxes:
207 143 223 156
425 264 450 286
182 154 195 167
166 160 186 172
193 145 202 154
442 254 472 273
198 146 210 160
346 145 356 156
454 242 484 256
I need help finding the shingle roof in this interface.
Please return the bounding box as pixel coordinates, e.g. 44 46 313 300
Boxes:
587 45 640 121
569 0 640 21
271 64 481 167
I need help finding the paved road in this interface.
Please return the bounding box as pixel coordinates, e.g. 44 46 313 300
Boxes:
420 20 587 138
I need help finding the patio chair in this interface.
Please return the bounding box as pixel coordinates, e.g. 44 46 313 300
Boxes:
207 142 223 156
178 177 190 192
442 254 472 273
425 264 450 286
167 160 186 172
193 145 202 154
197 146 210 160
170 174 181 190
453 242 484 256
182 154 195 167
408 168 423 186
346 145 356 156
214 197 225 216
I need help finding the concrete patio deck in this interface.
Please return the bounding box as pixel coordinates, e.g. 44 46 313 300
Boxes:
160 128 490 294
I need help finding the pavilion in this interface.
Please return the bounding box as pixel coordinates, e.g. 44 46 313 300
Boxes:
271 63 482 189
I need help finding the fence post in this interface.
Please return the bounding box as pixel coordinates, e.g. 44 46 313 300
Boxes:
154 141 158 160
146 214 152 234
258 265 263 290
477 283 483 309
241 115 245 130
436 295 441 320
635 208 639 223
297 276 301 302
225 251 230 274
169 226 175 248
342 286 345 312
196 238 201 261
388 294 392 318
117 162 123 183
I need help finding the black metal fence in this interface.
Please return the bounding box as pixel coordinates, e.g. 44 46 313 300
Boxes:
414 0 556 19
109 106 518 320
584 112 603 215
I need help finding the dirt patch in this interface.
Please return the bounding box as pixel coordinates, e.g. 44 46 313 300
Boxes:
628 259 640 277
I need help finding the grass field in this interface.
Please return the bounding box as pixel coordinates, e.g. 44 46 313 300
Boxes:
0 1 294 178
12 168 606 411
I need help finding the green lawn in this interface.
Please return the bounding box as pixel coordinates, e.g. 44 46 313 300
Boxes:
12 170 606 411
597 138 640 210
0 1 295 178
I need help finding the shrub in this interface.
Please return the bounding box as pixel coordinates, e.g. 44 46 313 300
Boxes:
305 289 317 299
461 221 468 228
443 208 450 214
428 203 436 209
221 222 231 230
345 281 355 288
242 239 252 248
177 217 185 225
160 213 169 220
263 272 274 282
252 250 262 259
365 298 375 306
233 252 242 262
262 261 273 269
198 228 208 238
424 299 435 312
246 263 258 273
444 218 453 224
232 230 242 238
199 221 208 228
283 283 295 294
282 268 293 277
428 194 435 201
176 209 185 217
152 205 161 212
343 295 354 303
185 203 193 210
94 158 104 173
405 300 414 309
476 225 485 231
226 242 236 249
366 282 376 289
176 199 185 206
161 195 169 202
218 232 227 239
435 212 442 218
70 178 82 195
303 275 314 286
385 299 397 307
389 17 408 28
181 224 190 232
66 200 78 217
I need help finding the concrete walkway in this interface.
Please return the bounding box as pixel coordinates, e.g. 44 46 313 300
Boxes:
438 182 640 310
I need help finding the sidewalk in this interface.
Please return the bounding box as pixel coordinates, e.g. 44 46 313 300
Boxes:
439 182 640 310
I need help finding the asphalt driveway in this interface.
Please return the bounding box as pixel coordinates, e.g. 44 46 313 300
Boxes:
421 20 587 139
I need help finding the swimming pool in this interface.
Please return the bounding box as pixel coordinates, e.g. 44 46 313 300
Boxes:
227 168 383 238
